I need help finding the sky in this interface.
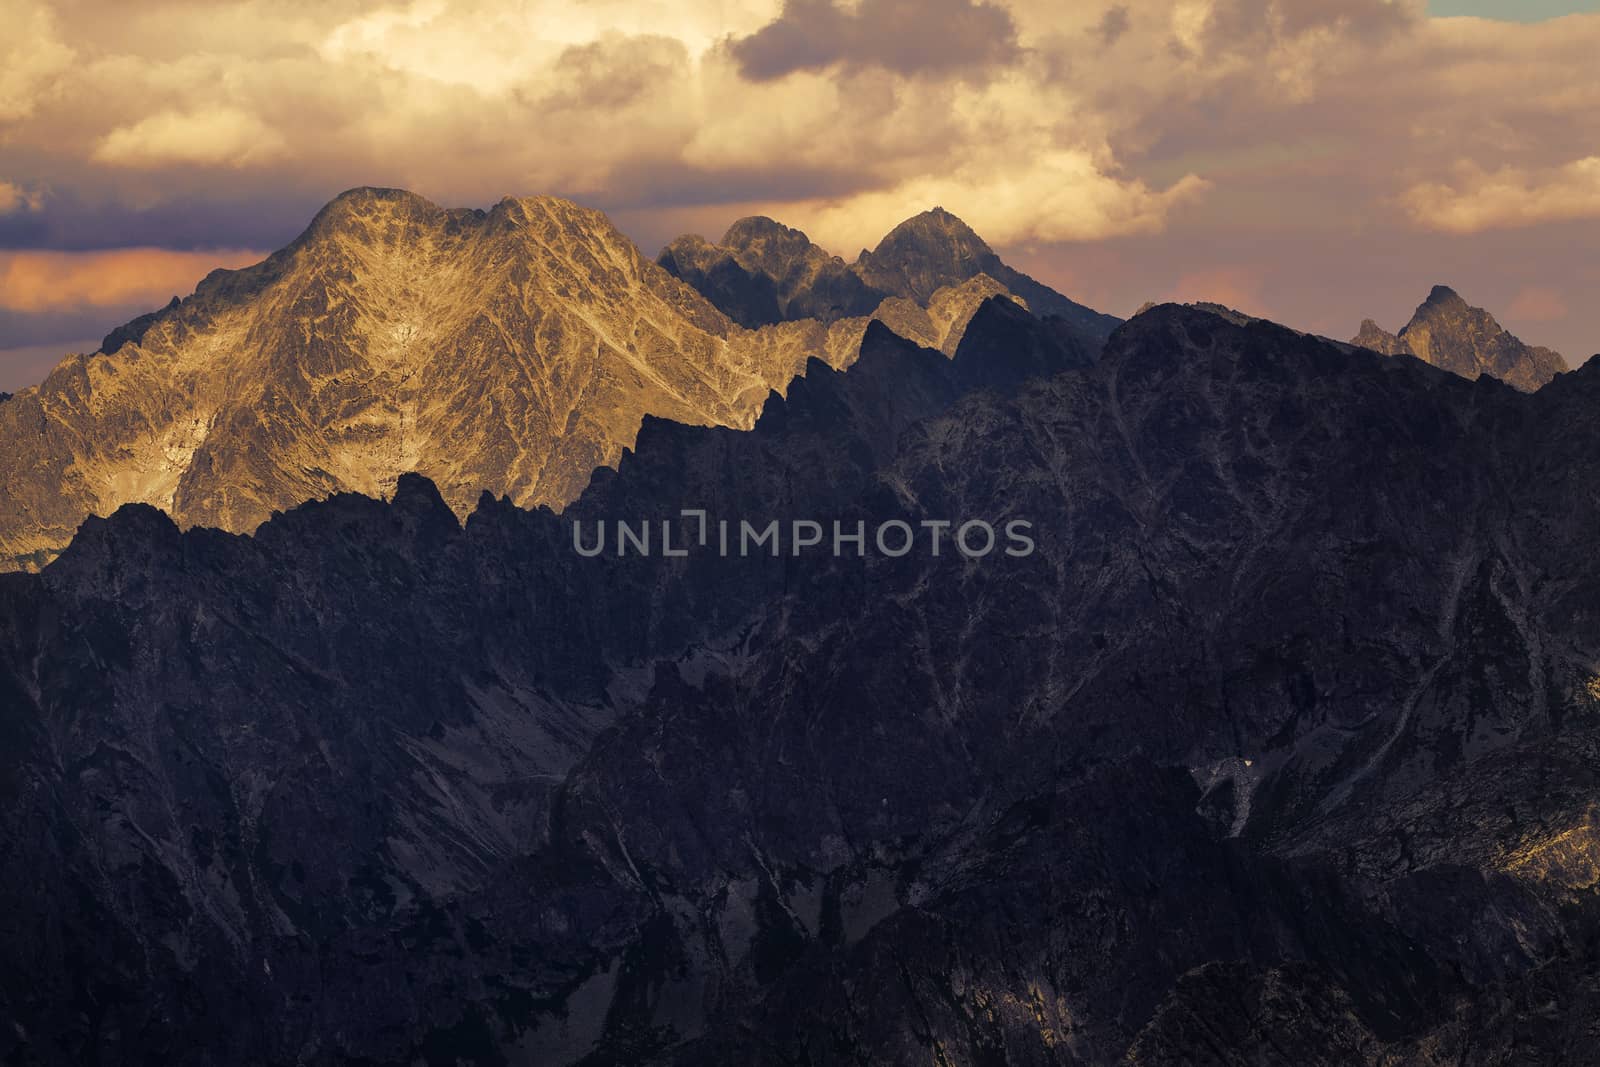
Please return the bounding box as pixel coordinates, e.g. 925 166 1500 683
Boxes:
2 0 1598 391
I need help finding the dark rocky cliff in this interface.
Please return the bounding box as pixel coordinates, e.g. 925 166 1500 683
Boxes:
3 299 1600 1064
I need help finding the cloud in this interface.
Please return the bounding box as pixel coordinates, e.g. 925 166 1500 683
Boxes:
0 338 101 393
1506 286 1568 323
787 151 1209 251
0 248 265 312
0 182 43 215
1164 266 1266 314
0 0 74 123
1095 5 1131 45
1402 156 1600 233
92 108 290 169
728 0 1019 80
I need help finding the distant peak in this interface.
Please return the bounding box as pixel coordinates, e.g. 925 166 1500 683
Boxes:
722 215 808 245
1357 284 1568 391
330 185 429 206
321 186 438 218
491 193 585 213
1421 284 1467 310
872 207 989 254
300 186 445 242
660 232 711 252
913 205 962 223
853 208 1000 305
719 216 824 268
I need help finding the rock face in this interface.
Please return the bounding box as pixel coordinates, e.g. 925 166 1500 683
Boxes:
5 298 1600 1064
1352 285 1566 390
0 190 1065 572
660 206 1122 348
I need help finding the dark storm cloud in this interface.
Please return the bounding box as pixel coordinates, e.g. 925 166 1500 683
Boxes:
0 305 138 391
0 306 132 349
1096 5 1131 45
0 187 322 253
728 0 1020 80
583 160 878 213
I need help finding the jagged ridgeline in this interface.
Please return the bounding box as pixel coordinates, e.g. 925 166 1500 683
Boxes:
0 188 1116 573
6 293 1600 1065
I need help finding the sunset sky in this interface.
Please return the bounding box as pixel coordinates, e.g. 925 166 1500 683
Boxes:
2 0 1597 391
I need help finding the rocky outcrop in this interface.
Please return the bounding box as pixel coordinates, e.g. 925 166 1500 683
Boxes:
6 300 1600 1063
1352 317 1409 356
99 295 182 355
1352 285 1566 390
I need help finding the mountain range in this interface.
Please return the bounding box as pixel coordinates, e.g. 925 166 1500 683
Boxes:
1 189 1597 1065
4 278 1600 1063
0 190 1101 573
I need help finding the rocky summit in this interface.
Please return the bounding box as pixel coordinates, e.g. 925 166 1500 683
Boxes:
0 189 1088 572
6 294 1600 1064
1352 284 1567 391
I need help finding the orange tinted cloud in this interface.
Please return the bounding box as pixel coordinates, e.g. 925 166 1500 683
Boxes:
0 248 265 313
92 107 288 169
1507 286 1569 323
0 181 44 214
1166 267 1266 315
1402 157 1600 234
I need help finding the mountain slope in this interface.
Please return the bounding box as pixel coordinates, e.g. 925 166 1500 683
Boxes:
6 300 1600 1063
0 189 1010 572
1352 285 1566 390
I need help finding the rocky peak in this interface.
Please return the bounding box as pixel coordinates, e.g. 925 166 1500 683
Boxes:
1419 283 1469 312
719 215 821 273
1351 285 1566 392
297 186 458 246
853 207 1000 303
100 296 181 355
